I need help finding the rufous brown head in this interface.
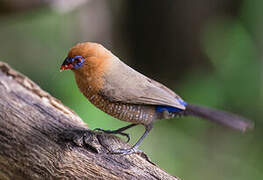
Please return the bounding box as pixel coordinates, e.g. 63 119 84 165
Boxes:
60 42 111 72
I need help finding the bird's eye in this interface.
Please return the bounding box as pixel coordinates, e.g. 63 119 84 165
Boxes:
76 58 81 62
70 56 85 69
73 56 84 63
72 59 79 65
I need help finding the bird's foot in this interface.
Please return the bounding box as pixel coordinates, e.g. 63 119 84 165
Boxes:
110 147 142 155
94 128 130 143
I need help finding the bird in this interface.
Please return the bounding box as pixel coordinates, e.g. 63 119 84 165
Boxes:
60 42 253 155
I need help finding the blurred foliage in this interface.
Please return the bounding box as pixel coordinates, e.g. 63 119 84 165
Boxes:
0 0 262 180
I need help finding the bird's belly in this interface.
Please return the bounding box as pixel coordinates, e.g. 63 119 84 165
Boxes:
85 93 156 124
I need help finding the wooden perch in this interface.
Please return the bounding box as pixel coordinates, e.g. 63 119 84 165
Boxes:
0 61 179 180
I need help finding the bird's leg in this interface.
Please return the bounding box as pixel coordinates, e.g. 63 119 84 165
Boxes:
111 123 153 155
94 124 137 142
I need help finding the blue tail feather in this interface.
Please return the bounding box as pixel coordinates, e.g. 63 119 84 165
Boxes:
156 99 187 113
156 106 182 112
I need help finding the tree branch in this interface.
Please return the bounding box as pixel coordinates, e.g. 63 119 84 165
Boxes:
0 61 179 180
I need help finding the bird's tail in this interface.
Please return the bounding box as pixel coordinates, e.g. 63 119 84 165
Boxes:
182 104 254 132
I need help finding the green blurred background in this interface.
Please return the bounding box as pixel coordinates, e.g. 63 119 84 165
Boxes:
0 0 262 179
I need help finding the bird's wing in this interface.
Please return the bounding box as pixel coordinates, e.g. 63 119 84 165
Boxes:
101 59 186 110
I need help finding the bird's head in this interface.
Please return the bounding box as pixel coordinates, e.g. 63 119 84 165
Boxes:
60 42 112 72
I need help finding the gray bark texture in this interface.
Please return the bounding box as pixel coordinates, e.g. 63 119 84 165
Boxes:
0 61 180 180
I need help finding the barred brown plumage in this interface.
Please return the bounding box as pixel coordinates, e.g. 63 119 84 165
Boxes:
82 88 156 125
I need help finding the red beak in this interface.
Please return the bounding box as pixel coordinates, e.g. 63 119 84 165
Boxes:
60 65 66 71
60 64 73 71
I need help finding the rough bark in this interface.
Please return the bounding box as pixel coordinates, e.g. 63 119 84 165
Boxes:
0 61 179 180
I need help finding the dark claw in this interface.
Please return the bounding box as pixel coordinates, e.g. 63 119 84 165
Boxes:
94 128 111 133
94 128 131 143
110 148 142 155
118 132 130 143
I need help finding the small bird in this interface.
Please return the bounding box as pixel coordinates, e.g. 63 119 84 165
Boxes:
60 42 253 155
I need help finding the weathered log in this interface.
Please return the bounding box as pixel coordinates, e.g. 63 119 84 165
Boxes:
0 61 179 180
